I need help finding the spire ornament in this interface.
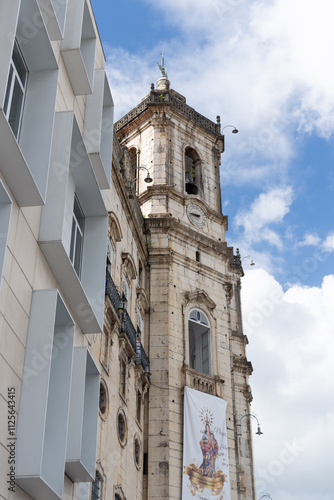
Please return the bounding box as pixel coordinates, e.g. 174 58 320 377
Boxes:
157 51 167 78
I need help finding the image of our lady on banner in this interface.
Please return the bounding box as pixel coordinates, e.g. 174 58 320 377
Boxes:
183 388 231 500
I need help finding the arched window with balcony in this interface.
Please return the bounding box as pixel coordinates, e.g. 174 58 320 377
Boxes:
188 309 211 375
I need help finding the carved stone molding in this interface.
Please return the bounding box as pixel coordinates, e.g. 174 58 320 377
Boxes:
223 282 233 304
108 211 123 241
114 88 221 138
233 356 253 376
136 287 149 312
122 252 137 280
231 330 249 345
114 484 126 500
119 334 135 359
183 290 216 312
148 247 173 268
241 384 253 403
105 297 121 328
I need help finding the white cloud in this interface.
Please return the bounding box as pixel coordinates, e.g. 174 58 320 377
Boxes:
141 0 334 137
298 233 321 247
104 46 157 120
106 0 334 190
241 269 334 499
234 187 293 248
322 232 334 252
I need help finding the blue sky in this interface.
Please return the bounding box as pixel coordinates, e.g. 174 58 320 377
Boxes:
91 1 334 499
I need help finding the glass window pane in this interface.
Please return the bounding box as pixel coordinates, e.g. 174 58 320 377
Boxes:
3 65 13 115
69 217 76 262
74 228 83 275
12 42 28 87
189 309 208 326
202 331 209 374
73 196 84 231
202 359 209 374
189 310 197 321
8 78 24 138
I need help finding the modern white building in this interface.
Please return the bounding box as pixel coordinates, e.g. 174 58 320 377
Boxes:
0 1 112 499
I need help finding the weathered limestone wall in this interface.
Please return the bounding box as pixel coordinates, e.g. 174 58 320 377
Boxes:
145 215 252 499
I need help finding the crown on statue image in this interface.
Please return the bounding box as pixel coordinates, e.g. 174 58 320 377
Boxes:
200 407 214 428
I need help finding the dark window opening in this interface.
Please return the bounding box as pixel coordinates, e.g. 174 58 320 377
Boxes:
185 147 200 195
134 437 141 466
118 411 126 443
120 359 126 396
91 472 101 500
136 390 142 423
143 452 148 475
99 382 108 414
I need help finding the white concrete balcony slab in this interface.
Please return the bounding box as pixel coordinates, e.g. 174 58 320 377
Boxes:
37 0 68 40
16 290 75 500
0 181 12 286
66 347 100 482
60 0 96 95
0 0 58 207
84 69 114 189
39 111 107 334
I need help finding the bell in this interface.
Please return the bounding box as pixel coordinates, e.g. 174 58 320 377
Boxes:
185 171 198 195
185 181 198 195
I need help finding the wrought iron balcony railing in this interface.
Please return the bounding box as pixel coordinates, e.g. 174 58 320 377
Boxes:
105 271 121 313
105 271 150 374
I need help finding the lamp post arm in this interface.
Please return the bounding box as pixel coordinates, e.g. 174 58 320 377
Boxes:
239 413 263 435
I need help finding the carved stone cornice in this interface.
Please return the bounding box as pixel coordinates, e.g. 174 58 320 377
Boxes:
233 356 253 376
231 330 249 345
148 247 173 268
114 87 222 140
145 215 229 260
139 186 228 229
184 290 216 311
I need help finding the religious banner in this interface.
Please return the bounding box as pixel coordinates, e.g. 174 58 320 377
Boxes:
182 387 231 500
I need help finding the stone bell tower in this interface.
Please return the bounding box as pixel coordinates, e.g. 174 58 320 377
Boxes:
114 64 256 500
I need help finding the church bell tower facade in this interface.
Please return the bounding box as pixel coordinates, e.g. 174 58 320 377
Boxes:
115 72 256 500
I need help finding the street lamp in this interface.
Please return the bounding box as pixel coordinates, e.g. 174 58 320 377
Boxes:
241 255 255 266
218 121 239 152
240 413 263 435
132 165 153 184
259 495 272 500
222 125 239 134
